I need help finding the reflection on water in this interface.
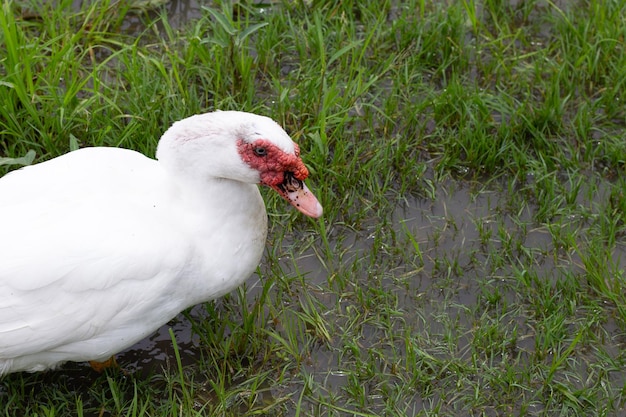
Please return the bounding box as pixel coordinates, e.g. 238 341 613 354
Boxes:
117 306 202 377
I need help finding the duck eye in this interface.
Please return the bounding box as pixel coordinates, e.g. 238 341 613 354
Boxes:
253 147 267 157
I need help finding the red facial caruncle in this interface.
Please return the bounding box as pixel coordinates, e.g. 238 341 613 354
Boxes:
237 138 323 218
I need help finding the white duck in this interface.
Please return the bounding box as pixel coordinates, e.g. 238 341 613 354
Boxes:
0 111 322 375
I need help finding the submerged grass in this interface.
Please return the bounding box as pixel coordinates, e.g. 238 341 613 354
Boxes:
1 0 626 415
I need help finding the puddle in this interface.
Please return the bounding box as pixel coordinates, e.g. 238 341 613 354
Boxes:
115 306 203 376
253 178 625 413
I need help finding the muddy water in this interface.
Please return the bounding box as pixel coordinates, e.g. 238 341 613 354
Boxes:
254 179 624 413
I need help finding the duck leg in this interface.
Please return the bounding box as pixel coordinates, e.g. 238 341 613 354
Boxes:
89 356 118 373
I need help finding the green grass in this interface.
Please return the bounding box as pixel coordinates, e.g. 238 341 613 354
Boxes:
1 0 626 415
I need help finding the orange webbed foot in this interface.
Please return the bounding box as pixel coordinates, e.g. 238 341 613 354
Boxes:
89 356 118 373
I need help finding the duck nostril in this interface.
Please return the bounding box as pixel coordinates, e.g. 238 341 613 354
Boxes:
278 172 303 193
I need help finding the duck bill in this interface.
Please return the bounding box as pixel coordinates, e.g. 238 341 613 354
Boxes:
272 172 323 218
